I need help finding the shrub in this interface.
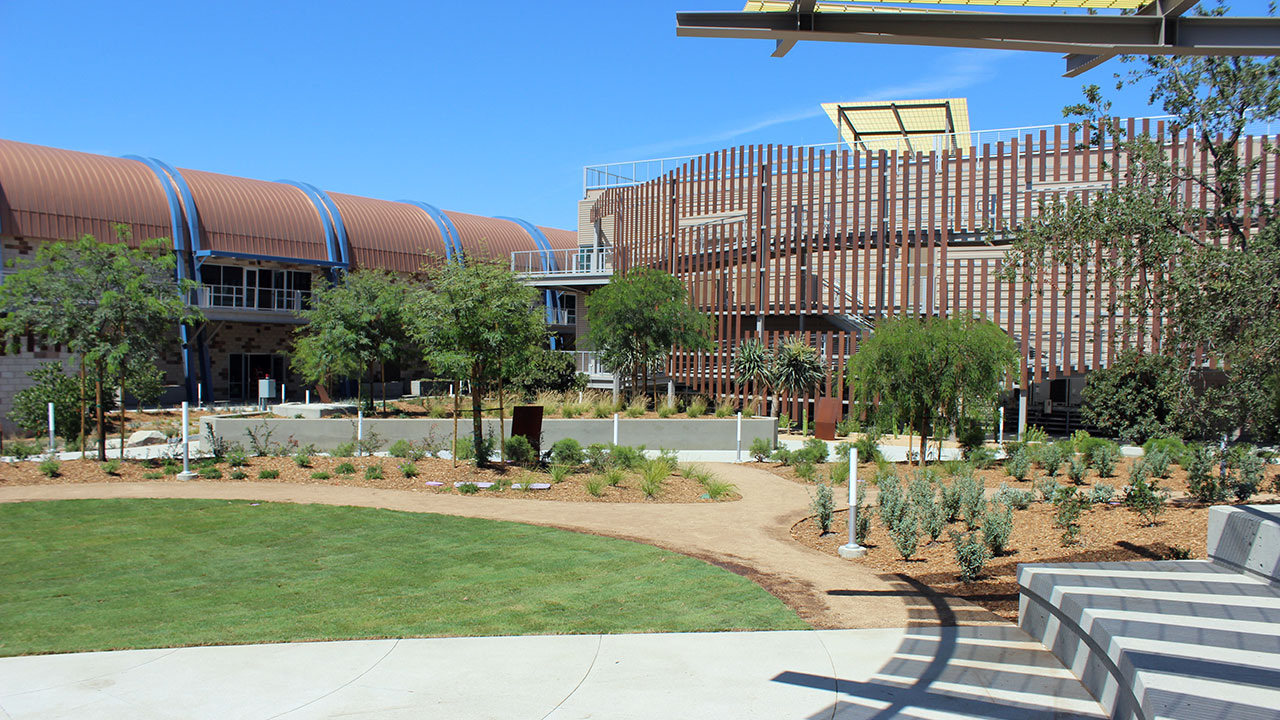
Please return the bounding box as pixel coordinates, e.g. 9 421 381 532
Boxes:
1185 443 1224 503
38 459 61 477
749 437 772 462
331 441 356 458
199 466 222 479
890 509 920 560
656 403 676 419
853 429 883 464
584 475 606 497
9 362 106 441
1089 441 1120 477
335 462 356 475
311 471 332 480
794 462 816 482
877 471 907 529
454 436 475 461
292 450 313 468
364 464 384 481
473 435 495 466
457 482 480 495
797 437 829 464
983 502 1014 555
6 441 40 460
1025 425 1049 444
1035 442 1067 478
1004 446 1031 481
388 439 415 458
829 459 850 486
704 478 736 500
1142 448 1172 479
229 469 248 480
626 395 647 418
967 445 997 470
226 446 249 468
993 483 1034 510
592 400 613 419
585 443 613 471
956 416 987 453
1123 466 1167 526
1088 483 1115 504
259 468 281 479
1067 455 1089 485
101 458 123 476
915 484 945 542
714 399 735 418
952 530 992 582
398 462 418 478
679 396 704 418
810 482 835 534
503 435 537 468
778 413 791 431
639 468 664 498
1231 446 1265 503
1035 477 1061 503
770 448 794 466
143 471 163 480
1053 486 1087 544
548 464 572 484
604 468 625 487
957 473 986 531
611 444 646 470
836 417 857 437
550 438 584 467
682 464 714 485
655 448 679 473
1143 436 1189 467
940 480 962 522
1166 545 1193 560
561 402 585 419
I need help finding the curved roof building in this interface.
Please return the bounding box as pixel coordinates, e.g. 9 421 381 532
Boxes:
0 138 577 271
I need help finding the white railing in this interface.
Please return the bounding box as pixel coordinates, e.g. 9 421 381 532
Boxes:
196 285 310 313
544 308 576 325
512 248 613 276
561 350 608 376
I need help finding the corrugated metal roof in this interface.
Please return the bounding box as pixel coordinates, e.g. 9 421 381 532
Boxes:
330 193 449 273
179 168 329 261
0 137 569 271
0 138 171 244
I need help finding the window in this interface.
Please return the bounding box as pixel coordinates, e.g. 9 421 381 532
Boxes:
198 264 312 311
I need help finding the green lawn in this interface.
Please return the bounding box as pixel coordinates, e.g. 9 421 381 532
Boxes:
0 499 806 656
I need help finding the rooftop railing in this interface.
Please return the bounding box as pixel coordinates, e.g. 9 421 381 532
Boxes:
195 285 310 313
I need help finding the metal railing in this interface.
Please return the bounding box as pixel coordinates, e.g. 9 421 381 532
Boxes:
512 248 613 276
560 350 608 376
544 308 576 325
195 285 310 313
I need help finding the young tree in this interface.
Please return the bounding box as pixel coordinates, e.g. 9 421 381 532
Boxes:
771 339 825 432
585 268 713 401
0 229 200 459
850 317 1016 465
410 258 546 467
292 269 410 412
1003 45 1280 441
732 337 775 416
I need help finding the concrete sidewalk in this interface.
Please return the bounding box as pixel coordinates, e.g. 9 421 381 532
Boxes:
0 628 1105 719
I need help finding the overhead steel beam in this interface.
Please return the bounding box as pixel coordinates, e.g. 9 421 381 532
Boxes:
678 10 1280 71
770 0 816 57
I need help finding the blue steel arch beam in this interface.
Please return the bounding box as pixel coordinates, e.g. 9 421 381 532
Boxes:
280 180 352 271
124 155 205 404
279 181 339 268
402 200 464 264
498 215 564 348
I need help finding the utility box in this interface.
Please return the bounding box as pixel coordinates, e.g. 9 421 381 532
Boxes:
258 378 278 402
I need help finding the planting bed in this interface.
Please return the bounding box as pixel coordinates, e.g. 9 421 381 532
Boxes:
0 456 738 504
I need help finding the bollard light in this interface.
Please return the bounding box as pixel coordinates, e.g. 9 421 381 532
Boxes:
357 409 364 457
838 447 866 558
47 402 55 454
612 413 619 446
736 412 742 463
177 401 196 481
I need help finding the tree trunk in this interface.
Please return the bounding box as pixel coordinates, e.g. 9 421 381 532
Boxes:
381 362 387 414
79 361 87 456
452 383 460 469
497 354 506 463
470 367 486 467
95 365 106 462
919 412 929 467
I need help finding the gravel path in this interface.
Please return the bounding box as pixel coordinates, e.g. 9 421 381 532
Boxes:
0 464 1007 630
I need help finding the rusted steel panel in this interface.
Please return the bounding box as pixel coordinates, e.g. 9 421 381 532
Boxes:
0 138 170 244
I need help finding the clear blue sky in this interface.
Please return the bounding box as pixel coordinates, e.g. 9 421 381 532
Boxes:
2 1 1272 230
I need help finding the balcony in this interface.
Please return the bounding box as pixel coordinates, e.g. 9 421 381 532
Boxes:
512 248 613 287
544 307 576 326
194 285 311 323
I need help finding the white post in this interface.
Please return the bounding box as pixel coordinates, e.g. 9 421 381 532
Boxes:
839 447 865 558
177 401 196 481
736 411 742 463
305 390 310 405
47 402 55 454
357 409 364 457
281 384 286 403
1017 391 1028 441
613 413 619 446
998 406 1005 445
197 383 203 409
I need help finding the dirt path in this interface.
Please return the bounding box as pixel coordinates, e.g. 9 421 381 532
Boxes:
0 464 1007 630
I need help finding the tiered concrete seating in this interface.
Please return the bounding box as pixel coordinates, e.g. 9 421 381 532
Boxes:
1018 505 1280 720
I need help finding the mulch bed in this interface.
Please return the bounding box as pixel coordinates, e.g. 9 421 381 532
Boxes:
792 500 1217 621
0 456 738 504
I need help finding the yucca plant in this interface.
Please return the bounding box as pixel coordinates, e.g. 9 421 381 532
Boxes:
731 338 774 416
772 338 825 434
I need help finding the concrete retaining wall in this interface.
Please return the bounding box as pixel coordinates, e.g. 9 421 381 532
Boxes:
203 416 777 453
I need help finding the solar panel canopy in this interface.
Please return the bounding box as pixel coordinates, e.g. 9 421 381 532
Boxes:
821 98 971 154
